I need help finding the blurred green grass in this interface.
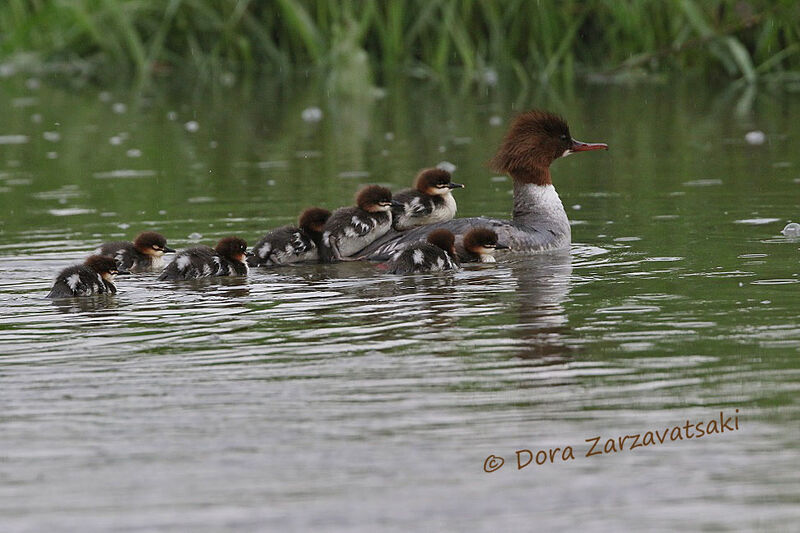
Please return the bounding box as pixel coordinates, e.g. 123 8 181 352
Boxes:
1 0 799 85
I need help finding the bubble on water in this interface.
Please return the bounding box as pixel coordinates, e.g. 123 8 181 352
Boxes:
0 64 16 77
185 121 199 132
209 141 218 148
483 68 498 86
489 115 503 126
158 210 167 215
384 132 395 141
490 175 508 182
167 111 178 121
43 131 60 142
112 102 127 114
572 204 582 210
25 78 40 90
267 180 276 186
745 130 765 145
118 223 130 229
188 232 203 240
46 152 58 159
437 161 457 173
301 107 323 123
126 149 142 158
31 113 43 124
438 145 447 153
381 149 389 156
109 136 123 145
221 72 235 87
98 91 112 102
781 222 800 237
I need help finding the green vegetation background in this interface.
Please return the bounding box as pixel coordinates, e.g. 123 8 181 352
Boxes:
1 0 799 85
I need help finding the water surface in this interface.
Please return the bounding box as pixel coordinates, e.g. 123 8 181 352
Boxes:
1 74 799 532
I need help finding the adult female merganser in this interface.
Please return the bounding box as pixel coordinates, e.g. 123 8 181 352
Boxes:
248 207 332 266
47 255 124 298
458 227 508 263
383 229 459 274
360 110 607 259
95 231 175 272
392 168 464 230
320 185 399 262
158 236 249 281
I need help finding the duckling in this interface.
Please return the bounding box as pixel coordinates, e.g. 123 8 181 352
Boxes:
383 229 459 274
457 227 509 263
158 237 249 281
95 231 175 272
392 168 464 230
320 185 399 262
248 207 331 266
47 255 125 298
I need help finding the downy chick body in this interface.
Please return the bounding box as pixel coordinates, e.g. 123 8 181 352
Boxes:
158 237 249 281
96 231 175 272
248 207 331 266
392 168 464 230
47 255 124 298
384 229 459 274
320 185 398 262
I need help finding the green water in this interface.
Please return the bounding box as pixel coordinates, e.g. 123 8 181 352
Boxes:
0 72 798 532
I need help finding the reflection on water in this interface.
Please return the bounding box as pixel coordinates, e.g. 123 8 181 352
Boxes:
0 74 799 531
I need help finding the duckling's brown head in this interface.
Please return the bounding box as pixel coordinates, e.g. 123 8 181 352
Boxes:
298 207 332 234
215 236 249 263
427 228 456 257
414 168 465 196
134 231 175 257
356 185 395 213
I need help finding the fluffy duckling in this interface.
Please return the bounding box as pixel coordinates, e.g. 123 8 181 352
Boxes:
320 185 399 262
96 231 175 272
158 237 249 281
457 228 508 263
383 229 459 274
47 255 124 298
248 207 331 266
392 168 464 230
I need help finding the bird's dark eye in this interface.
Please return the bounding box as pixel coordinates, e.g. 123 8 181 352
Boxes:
559 134 568 141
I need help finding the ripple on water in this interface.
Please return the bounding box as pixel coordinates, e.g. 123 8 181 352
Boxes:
92 169 157 179
596 305 661 314
734 218 781 225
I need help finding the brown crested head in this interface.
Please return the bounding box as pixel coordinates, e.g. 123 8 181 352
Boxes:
414 168 463 195
133 231 172 255
298 207 332 234
84 255 119 275
463 228 499 253
355 185 394 213
215 236 248 263
427 229 456 255
490 110 607 185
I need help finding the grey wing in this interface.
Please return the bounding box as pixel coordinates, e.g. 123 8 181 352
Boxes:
394 190 434 218
361 216 509 260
